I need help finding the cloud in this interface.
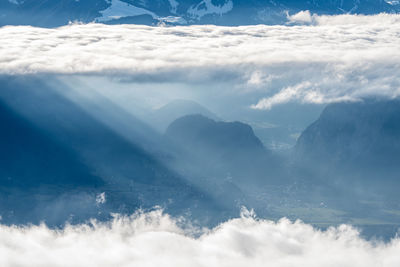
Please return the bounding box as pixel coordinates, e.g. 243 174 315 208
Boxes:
287 10 313 24
251 82 358 110
1 13 400 108
287 10 400 25
0 209 399 267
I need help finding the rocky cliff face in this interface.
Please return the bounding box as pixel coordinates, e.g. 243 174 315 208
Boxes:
295 99 400 179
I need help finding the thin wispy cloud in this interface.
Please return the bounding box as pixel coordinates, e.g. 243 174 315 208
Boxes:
1 13 399 108
0 209 399 267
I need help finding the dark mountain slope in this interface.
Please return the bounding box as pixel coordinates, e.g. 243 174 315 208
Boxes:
284 99 400 231
296 99 400 174
293 98 400 207
0 100 101 188
0 76 223 225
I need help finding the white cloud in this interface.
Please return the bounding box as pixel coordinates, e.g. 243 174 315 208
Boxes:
287 10 313 24
251 82 359 110
0 209 399 267
1 13 400 109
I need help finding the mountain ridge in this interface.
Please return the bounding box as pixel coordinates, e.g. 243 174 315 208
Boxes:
2 0 399 27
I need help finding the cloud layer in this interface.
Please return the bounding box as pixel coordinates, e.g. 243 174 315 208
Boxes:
0 209 399 267
1 13 400 108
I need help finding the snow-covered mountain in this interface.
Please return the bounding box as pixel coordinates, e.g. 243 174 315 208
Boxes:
1 0 399 27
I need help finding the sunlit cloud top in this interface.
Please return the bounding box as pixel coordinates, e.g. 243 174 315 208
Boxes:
1 12 400 109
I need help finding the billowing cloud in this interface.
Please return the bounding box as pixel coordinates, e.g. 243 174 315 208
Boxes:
287 10 313 24
1 13 400 108
0 209 399 267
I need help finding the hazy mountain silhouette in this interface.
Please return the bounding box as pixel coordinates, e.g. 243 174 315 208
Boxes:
166 114 264 155
165 114 284 187
296 99 400 172
294 98 400 200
